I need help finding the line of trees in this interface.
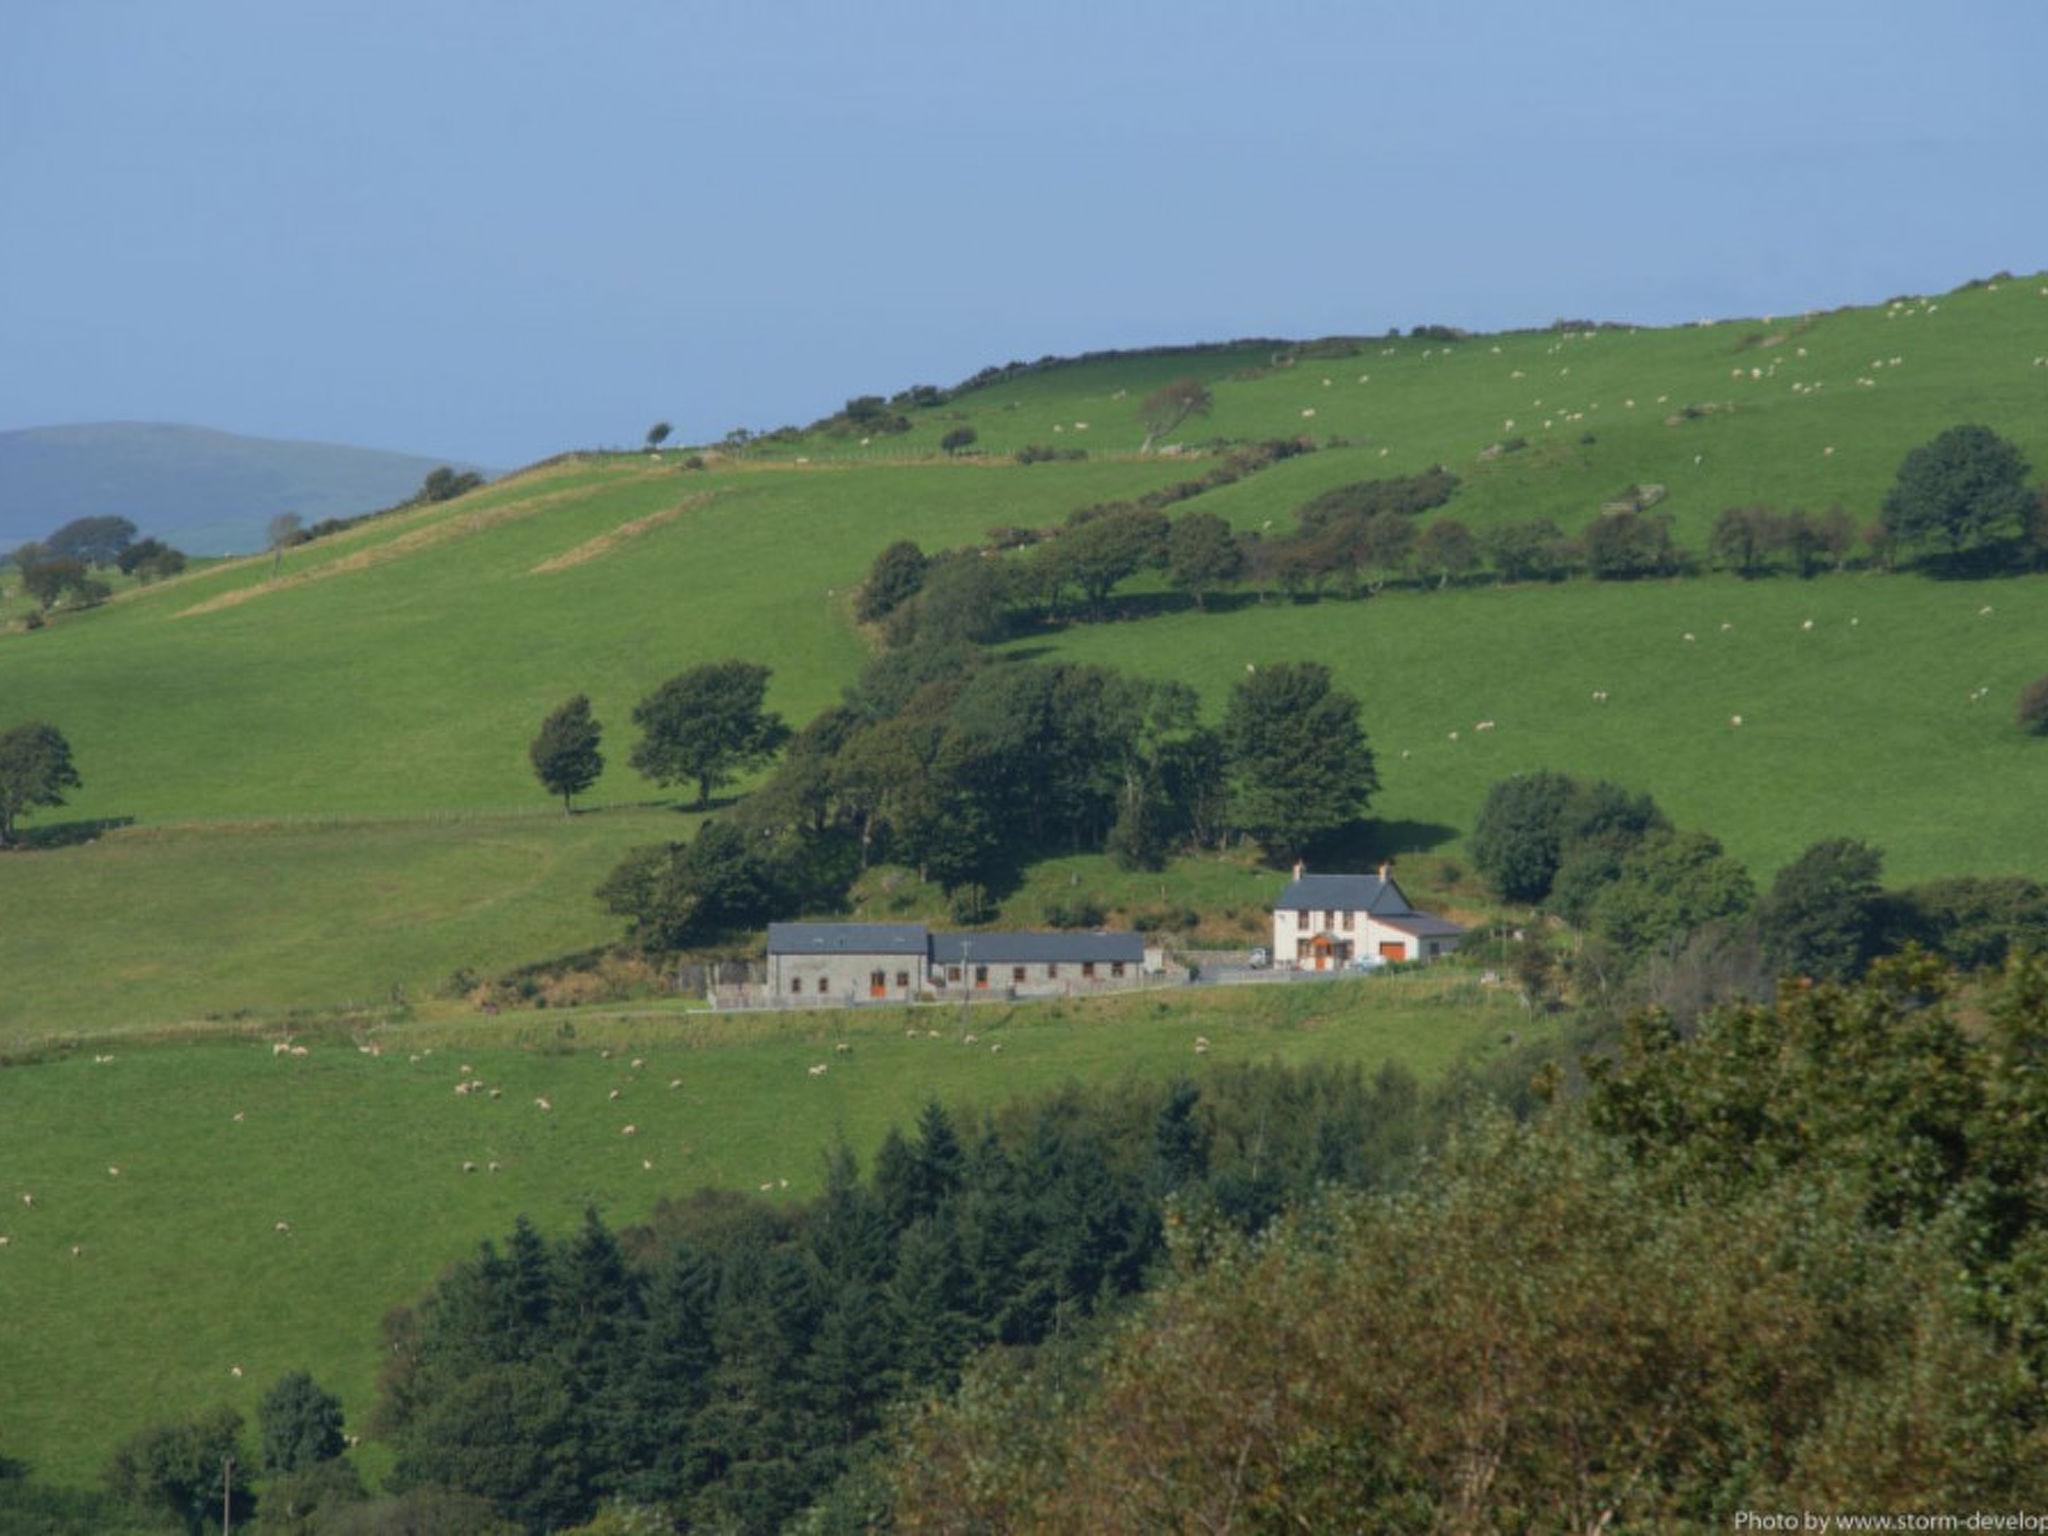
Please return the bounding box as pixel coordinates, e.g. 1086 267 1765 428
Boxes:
851 424 2048 653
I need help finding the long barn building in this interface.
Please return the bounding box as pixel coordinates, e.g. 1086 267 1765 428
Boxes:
767 923 1151 1004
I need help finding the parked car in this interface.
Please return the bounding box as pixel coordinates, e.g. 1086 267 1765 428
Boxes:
1347 954 1387 973
1247 947 1271 970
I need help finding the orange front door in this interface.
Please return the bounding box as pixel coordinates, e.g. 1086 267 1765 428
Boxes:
869 970 886 998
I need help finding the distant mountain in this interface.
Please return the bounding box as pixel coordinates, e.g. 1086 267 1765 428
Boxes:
0 422 497 555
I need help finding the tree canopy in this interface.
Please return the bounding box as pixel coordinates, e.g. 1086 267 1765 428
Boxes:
1882 424 2034 554
1135 378 1213 453
44 514 137 567
0 721 82 846
530 695 605 813
1221 661 1377 859
628 661 790 809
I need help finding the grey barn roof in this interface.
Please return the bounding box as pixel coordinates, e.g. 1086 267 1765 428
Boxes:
767 922 931 956
1375 912 1467 938
931 931 1144 965
1275 873 1414 916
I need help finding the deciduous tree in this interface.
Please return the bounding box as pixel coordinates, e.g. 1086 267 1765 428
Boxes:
1135 378 1213 454
1882 424 2033 555
530 695 605 814
629 661 790 808
0 721 81 847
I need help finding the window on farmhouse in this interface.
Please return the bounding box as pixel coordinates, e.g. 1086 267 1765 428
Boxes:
1046 963 1058 979
1012 966 1026 984
1082 962 1096 979
896 971 910 987
1111 962 1126 978
1297 908 1309 924
790 977 802 994
816 977 828 994
1342 911 1354 931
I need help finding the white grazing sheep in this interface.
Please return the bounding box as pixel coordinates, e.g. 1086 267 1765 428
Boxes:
488 1088 501 1100
1300 408 1316 419
1447 730 1460 741
631 1058 644 1070
642 1158 654 1171
990 1043 1003 1054
834 1042 852 1054
1194 1041 1210 1055
1823 447 1834 457
669 1078 683 1089
600 1048 612 1059
608 1088 621 1101
1730 715 1744 727
275 1221 292 1234
20 1194 33 1208
454 1081 472 1097
1980 605 1995 616
1074 422 1088 431
760 1181 775 1192
233 1112 245 1123
1850 617 1859 627
1801 619 1814 631
1720 622 1734 632
290 1046 308 1059
535 1096 552 1111
1682 633 1696 643
272 1042 290 1057
462 1161 477 1173
107 1166 121 1178
621 1124 638 1137
70 1244 83 1258
808 1064 828 1077
459 1063 473 1076
963 1034 978 1045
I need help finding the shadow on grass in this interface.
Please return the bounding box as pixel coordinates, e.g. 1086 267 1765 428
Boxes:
9 816 135 851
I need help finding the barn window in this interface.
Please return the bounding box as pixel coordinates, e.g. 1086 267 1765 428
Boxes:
816 977 829 994
790 977 803 994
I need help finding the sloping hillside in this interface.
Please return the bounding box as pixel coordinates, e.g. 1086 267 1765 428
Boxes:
2 272 2046 1035
0 421 495 553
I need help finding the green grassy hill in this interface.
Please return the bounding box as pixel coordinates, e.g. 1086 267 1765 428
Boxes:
1 272 2046 1039
0 976 1525 1487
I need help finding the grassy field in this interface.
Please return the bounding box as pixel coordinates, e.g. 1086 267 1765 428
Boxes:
0 809 692 1041
0 973 1529 1488
1023 569 2048 886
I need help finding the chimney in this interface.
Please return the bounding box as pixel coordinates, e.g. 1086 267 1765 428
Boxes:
1377 861 1390 880
1292 859 1305 881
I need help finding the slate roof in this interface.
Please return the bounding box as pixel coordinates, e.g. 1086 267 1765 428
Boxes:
766 922 931 956
930 931 1145 965
1374 912 1467 938
1275 873 1414 916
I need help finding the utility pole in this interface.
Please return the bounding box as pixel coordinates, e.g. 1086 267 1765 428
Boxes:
959 939 972 1034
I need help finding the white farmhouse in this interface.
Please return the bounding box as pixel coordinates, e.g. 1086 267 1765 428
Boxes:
1272 864 1463 970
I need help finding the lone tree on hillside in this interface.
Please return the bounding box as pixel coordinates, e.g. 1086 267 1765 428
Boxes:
419 467 483 503
1136 378 1213 454
645 421 672 450
0 722 80 847
266 513 302 577
1222 661 1377 859
530 694 605 814
1882 424 2033 557
940 426 978 456
630 660 790 809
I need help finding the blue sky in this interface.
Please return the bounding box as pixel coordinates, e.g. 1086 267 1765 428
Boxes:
3 0 2043 467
